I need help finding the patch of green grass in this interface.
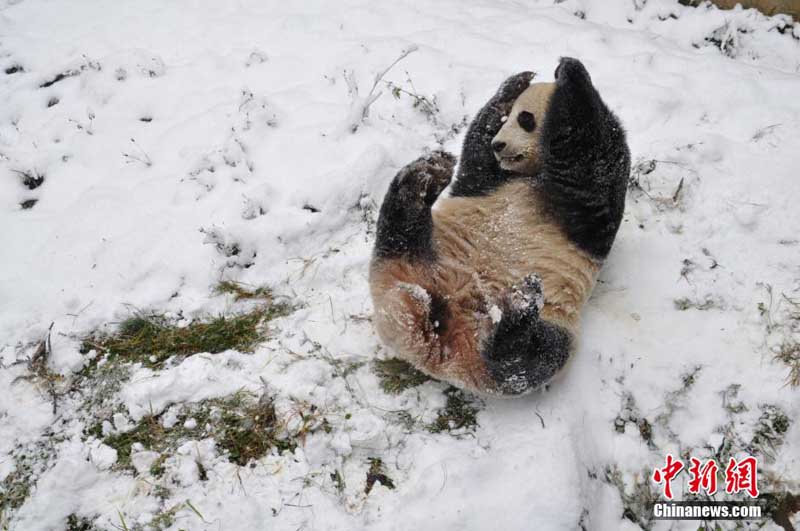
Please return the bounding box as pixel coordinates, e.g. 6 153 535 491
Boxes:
214 280 273 301
102 414 170 471
83 421 104 440
365 457 395 494
373 358 430 394
149 454 167 478
81 303 290 371
427 387 481 434
101 392 322 472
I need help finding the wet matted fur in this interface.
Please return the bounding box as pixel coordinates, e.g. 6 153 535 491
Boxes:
370 58 630 396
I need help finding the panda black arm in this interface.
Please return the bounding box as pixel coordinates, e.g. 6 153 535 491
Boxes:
539 57 631 259
450 71 534 197
374 151 456 260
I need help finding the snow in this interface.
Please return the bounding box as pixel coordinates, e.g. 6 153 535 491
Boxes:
489 305 504 324
1 0 799 530
120 352 261 421
11 439 145 531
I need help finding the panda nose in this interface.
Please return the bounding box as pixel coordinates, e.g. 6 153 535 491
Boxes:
492 141 506 153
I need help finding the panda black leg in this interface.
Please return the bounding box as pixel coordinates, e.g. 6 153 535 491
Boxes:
482 274 572 395
450 71 534 197
374 151 455 260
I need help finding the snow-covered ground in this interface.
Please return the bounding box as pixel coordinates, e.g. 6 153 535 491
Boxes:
1 0 799 529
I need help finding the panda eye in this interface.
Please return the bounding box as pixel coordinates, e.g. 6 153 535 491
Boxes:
517 111 536 132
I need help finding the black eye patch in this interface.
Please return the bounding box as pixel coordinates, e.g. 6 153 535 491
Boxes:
517 111 536 132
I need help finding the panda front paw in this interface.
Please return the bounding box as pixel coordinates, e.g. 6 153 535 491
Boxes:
554 57 592 86
395 150 456 207
493 71 536 108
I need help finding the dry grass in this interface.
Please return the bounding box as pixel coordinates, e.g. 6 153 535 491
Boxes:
214 280 274 301
12 323 65 414
758 285 800 388
775 341 800 388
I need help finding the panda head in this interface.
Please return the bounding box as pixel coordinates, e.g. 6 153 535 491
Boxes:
491 57 606 176
490 82 555 175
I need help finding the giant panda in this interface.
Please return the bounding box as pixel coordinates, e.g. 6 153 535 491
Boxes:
369 57 630 396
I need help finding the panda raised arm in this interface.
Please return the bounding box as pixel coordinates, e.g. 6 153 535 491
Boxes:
450 70 535 197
